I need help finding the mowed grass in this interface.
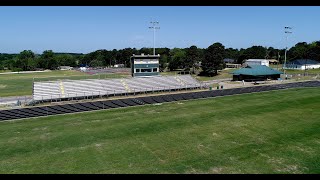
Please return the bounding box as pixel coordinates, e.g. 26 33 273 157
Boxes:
0 88 320 174
285 68 320 75
161 69 235 81
0 70 129 97
270 64 320 74
194 69 235 81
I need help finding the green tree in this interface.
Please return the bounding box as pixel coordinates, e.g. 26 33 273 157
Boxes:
224 48 240 61
55 54 77 67
91 54 105 67
306 41 320 61
288 42 309 60
117 48 138 67
168 48 186 71
185 45 201 74
202 42 225 76
41 50 58 70
17 50 36 71
243 46 266 59
90 59 104 67
138 47 153 55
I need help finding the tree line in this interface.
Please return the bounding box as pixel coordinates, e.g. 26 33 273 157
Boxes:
1 40 320 76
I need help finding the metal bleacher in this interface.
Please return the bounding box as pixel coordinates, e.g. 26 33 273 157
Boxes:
32 75 202 101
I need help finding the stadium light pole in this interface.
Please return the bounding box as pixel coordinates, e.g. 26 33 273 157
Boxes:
149 21 160 55
284 26 292 78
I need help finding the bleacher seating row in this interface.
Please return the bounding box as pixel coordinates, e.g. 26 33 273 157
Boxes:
33 75 202 101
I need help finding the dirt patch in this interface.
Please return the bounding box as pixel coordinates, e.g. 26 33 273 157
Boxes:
153 103 163 106
277 164 304 174
159 158 167 164
8 137 19 144
144 109 157 114
268 157 284 165
210 167 224 174
212 132 220 137
95 143 102 148
314 140 320 144
0 84 7 89
293 145 314 154
40 133 51 140
185 167 225 174
33 127 48 131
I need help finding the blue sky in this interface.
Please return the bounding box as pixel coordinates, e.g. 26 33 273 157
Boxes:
1 6 320 54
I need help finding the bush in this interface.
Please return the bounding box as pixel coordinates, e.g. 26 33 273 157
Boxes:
12 68 23 72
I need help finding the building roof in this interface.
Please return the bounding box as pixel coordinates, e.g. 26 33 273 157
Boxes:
131 54 160 58
267 59 279 63
223 58 235 63
288 59 319 65
246 59 269 62
230 65 283 76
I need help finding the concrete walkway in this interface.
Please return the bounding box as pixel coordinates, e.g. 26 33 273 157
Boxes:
0 96 33 105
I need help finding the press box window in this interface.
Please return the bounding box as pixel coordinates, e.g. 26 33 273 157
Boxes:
136 69 140 73
141 69 152 72
153 68 158 72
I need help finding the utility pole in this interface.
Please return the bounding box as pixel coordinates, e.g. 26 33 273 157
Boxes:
149 21 160 55
284 26 292 78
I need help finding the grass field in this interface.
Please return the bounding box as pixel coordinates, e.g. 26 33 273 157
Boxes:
0 70 12 73
269 64 320 74
285 68 320 74
194 69 235 81
0 87 319 173
1 68 226 97
161 69 235 82
0 70 129 97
